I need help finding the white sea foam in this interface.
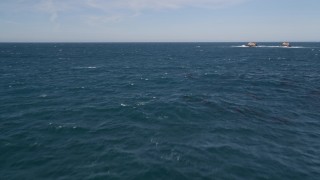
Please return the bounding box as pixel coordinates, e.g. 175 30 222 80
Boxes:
74 66 97 69
232 45 247 48
232 45 309 49
137 102 147 106
121 103 128 107
283 46 306 49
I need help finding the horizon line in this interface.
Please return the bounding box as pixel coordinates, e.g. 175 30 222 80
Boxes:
0 41 320 43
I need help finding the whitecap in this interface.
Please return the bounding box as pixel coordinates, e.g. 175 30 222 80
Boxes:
73 66 97 69
121 103 128 107
137 102 146 106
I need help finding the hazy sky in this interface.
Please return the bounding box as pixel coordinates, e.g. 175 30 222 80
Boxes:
1 0 320 42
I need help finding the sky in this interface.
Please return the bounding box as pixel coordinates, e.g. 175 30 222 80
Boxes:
1 0 320 42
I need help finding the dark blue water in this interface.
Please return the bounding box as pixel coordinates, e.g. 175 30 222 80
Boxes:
1 43 320 179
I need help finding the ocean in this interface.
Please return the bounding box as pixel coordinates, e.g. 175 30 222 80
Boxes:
1 43 320 179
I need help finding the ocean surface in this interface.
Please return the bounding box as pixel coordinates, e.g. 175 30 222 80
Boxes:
1 43 320 179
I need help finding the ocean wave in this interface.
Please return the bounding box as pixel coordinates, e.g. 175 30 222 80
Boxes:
1 43 319 179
